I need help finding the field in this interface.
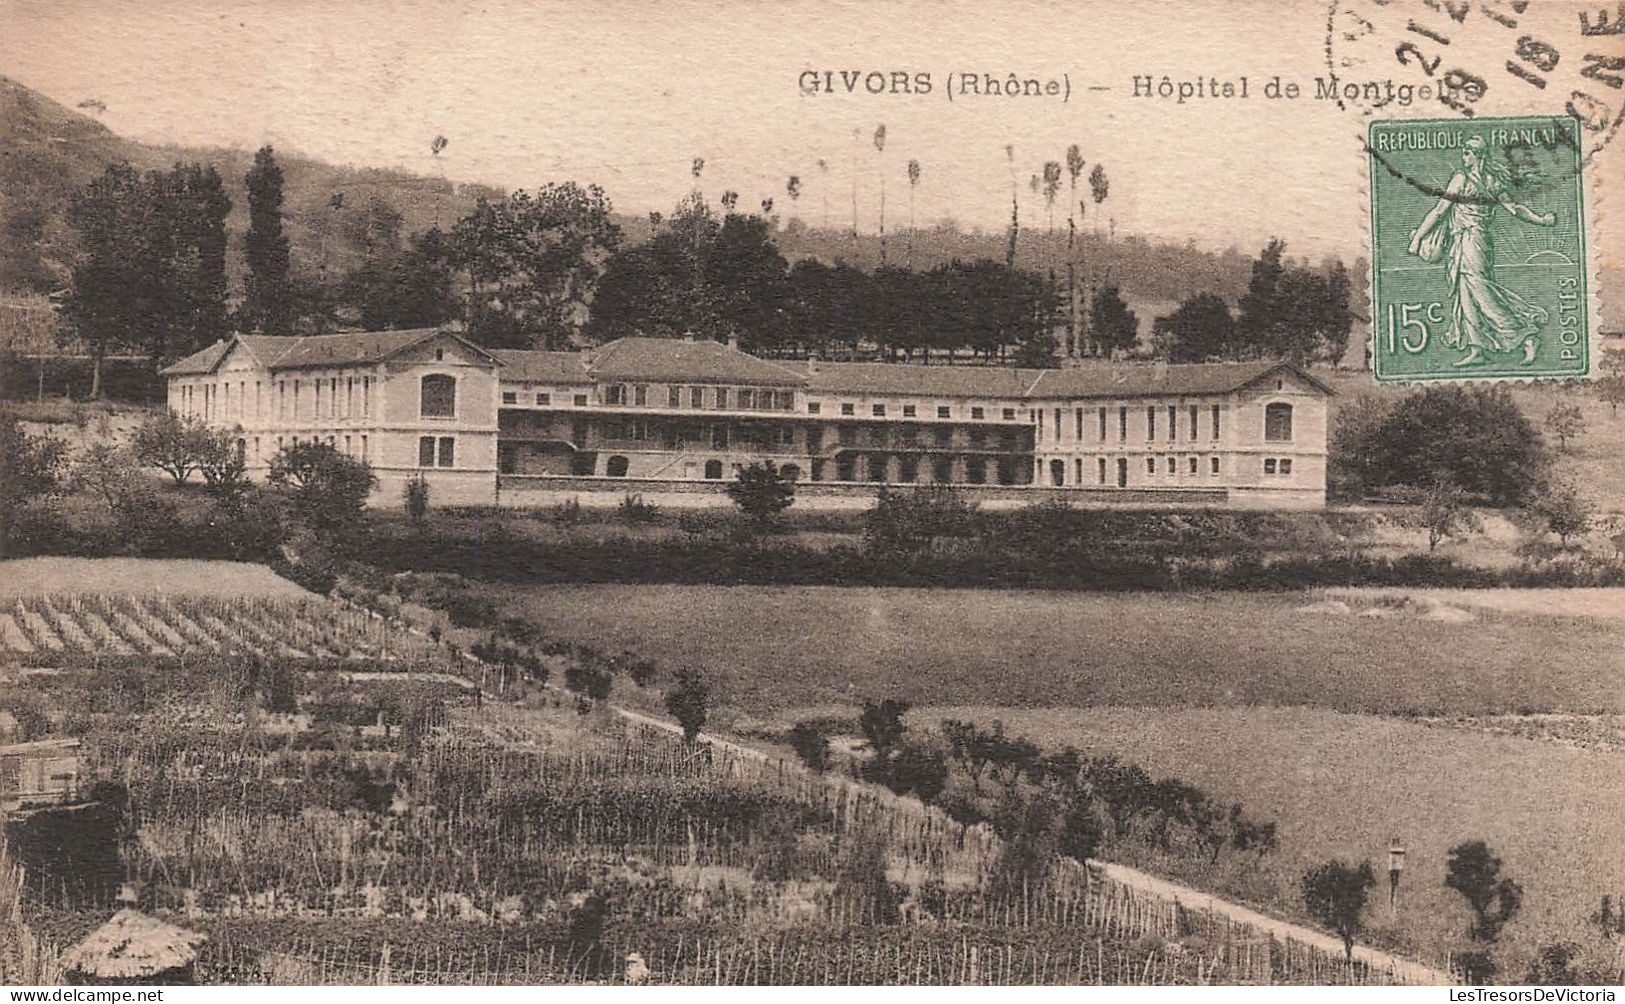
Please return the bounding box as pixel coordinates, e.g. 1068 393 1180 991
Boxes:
494 584 1625 717
1 561 1417 986
489 581 1625 978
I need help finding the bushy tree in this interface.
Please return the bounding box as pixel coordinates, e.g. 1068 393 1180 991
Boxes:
195 425 249 501
1335 386 1547 506
725 460 795 524
664 668 709 745
1446 840 1524 943
0 414 66 558
453 182 622 349
1089 284 1139 358
1302 859 1376 962
132 411 211 484
858 698 909 764
267 441 377 536
1595 347 1625 416
1057 790 1104 862
1153 293 1234 362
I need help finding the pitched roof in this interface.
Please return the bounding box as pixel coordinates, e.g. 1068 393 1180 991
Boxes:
160 328 501 376
158 340 232 376
61 910 205 980
588 337 805 386
791 360 1044 399
491 349 593 384
1027 360 1333 399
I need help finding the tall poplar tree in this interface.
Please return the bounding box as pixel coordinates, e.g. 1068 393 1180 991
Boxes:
244 145 292 335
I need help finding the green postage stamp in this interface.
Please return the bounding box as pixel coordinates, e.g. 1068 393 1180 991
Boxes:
1367 115 1590 383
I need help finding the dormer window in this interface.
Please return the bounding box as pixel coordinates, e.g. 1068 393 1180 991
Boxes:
420 374 456 417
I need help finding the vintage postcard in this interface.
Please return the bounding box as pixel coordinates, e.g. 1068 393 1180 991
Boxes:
0 0 1622 992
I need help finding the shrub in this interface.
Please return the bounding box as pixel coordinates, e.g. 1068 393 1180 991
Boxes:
889 742 949 804
563 662 612 701
863 485 978 556
725 460 796 524
664 668 708 744
0 414 66 559
404 473 431 527
1544 401 1585 452
617 492 658 525
1057 791 1104 862
1526 479 1594 546
551 497 584 525
787 720 830 773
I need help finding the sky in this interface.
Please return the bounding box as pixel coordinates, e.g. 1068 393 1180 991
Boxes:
4 0 1614 265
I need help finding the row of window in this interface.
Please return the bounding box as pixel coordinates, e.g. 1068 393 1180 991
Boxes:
600 383 796 411
811 401 1022 421
266 433 370 462
418 436 457 468
502 389 592 408
178 376 376 423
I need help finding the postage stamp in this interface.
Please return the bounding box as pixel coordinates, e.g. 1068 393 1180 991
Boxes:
1367 115 1589 383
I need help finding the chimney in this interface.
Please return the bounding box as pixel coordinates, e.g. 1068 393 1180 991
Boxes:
727 333 739 351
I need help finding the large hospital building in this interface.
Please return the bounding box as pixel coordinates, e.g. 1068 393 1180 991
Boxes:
162 327 1332 508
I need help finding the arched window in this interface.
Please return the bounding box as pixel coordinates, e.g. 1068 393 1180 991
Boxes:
606 455 630 477
779 464 802 482
704 459 724 480
421 374 456 417
1264 402 1293 442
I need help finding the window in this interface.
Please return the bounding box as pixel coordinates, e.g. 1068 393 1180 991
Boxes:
634 385 648 406
605 385 625 405
807 428 823 451
937 406 951 419
933 426 952 446
739 389 754 409
435 348 445 361
574 393 589 407
502 391 518 405
1188 456 1198 474
1146 406 1156 440
1075 458 1083 484
537 392 551 406
1264 402 1294 442
1168 405 1177 440
330 377 339 417
1054 408 1061 439
1098 457 1107 484
1119 406 1128 441
421 374 456 417
971 407 985 420
776 391 794 410
668 386 682 407
711 424 730 449
1264 458 1278 475
1280 458 1293 476
1212 404 1221 439
606 455 630 477
344 435 352 455
691 386 705 408
418 437 435 467
898 425 918 446
838 425 857 446
705 459 723 480
867 426 887 447
873 404 886 417
1049 459 1065 486
1098 406 1107 441
932 457 953 483
1166 455 1175 474
1189 405 1199 440
437 437 455 467
898 456 919 483
808 402 822 415
867 454 888 482
1211 455 1220 475
1076 408 1084 440
1002 407 1017 421
361 435 368 459
1146 457 1156 475
840 402 855 416
902 404 916 417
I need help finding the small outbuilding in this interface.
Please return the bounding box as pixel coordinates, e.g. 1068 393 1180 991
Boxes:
60 910 207 985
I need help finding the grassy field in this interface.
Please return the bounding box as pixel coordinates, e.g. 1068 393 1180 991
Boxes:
917 704 1625 970
0 557 311 599
501 584 1625 717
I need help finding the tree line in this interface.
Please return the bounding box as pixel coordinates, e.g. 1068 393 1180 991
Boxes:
59 145 1354 393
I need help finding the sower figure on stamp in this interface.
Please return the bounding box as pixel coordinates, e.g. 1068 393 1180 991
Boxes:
1407 135 1557 367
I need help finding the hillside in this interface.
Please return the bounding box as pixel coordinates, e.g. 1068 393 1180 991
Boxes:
0 75 1290 330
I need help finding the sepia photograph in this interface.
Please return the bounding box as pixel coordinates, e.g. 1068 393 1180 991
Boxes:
0 0 1622 992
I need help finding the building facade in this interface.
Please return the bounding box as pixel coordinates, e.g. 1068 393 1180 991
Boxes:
164 330 1332 508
